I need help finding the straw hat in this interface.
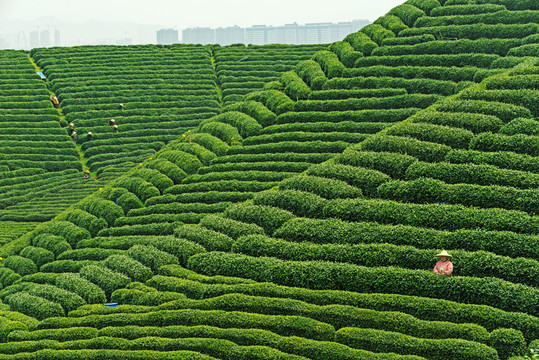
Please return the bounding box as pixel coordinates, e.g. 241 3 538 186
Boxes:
111 119 115 123
88 131 92 135
435 250 452 259
84 170 90 174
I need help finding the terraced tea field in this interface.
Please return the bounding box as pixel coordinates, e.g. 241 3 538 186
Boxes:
0 0 538 358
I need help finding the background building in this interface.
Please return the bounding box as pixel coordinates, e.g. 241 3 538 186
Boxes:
156 28 178 45
183 19 370 45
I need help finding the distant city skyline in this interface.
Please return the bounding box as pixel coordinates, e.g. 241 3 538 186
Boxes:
0 0 405 49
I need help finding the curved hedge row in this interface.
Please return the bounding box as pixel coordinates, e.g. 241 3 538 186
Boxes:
188 252 539 315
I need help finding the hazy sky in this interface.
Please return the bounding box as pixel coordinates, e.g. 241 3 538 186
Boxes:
0 0 405 28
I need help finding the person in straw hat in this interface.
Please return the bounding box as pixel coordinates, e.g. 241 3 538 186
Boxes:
433 250 453 276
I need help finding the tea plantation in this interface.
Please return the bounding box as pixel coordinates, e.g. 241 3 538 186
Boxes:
0 0 538 358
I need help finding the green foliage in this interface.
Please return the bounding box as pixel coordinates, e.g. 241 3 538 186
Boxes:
79 264 130 297
361 135 451 162
434 99 531 123
156 150 203 174
410 110 503 133
323 198 539 234
374 15 409 34
31 234 71 257
199 121 243 146
167 141 217 166
335 148 417 179
343 32 378 56
280 175 363 200
312 51 346 78
360 24 396 45
24 283 86 313
19 246 54 269
200 111 262 138
223 101 276 128
328 42 363 68
386 122 474 149
130 168 174 193
4 255 37 276
430 4 506 16
145 158 188 184
253 190 328 218
59 209 108 237
41 260 100 273
6 292 64 320
224 203 296 235
188 133 230 157
406 161 539 189
388 4 426 26
445 149 539 173
335 327 498 360
127 244 179 272
188 252 539 315
199 214 265 240
306 162 391 196
174 224 234 252
382 34 435 46
244 90 294 115
294 60 328 90
103 254 153 282
55 272 107 304
0 267 21 288
79 198 125 226
489 328 526 360
470 133 539 157
280 71 311 100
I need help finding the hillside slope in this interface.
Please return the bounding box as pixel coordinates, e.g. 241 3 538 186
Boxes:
0 0 538 359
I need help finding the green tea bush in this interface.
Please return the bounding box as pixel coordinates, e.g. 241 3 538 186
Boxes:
335 327 498 360
294 60 328 90
156 150 203 174
378 177 538 213
188 252 539 315
111 177 161 202
355 53 499 68
360 24 396 45
0 267 21 288
57 248 123 261
32 221 90 248
127 244 179 272
382 34 435 46
79 265 130 297
199 214 265 240
280 175 363 200
130 168 174 193
445 149 539 173
200 112 261 138
4 255 37 276
281 71 311 100
167 141 217 166
489 328 526 360
173 225 234 252
410 110 502 133
374 15 408 34
6 292 64 320
470 133 539 157
7 326 98 342
329 42 363 68
59 209 108 237
244 90 294 115
199 121 243 146
19 246 54 269
434 99 531 123
406 161 539 189
188 133 230 157
386 122 474 149
151 238 207 266
55 273 107 304
323 198 539 234
324 76 455 96
103 254 153 282
344 64 477 82
253 190 328 218
145 159 188 184
361 135 451 162
335 149 417 179
276 109 416 124
79 198 124 226
223 101 276 128
294 94 441 112
24 283 85 313
40 260 100 273
430 4 505 16
224 204 296 235
388 4 426 26
312 51 346 78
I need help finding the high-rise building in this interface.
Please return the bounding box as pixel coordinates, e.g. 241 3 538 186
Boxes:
156 28 178 45
54 29 61 46
182 19 370 46
40 30 50 47
182 27 214 44
29 31 39 48
245 25 267 45
215 26 244 46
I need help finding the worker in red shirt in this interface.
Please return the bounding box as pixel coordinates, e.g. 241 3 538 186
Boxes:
433 250 453 276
